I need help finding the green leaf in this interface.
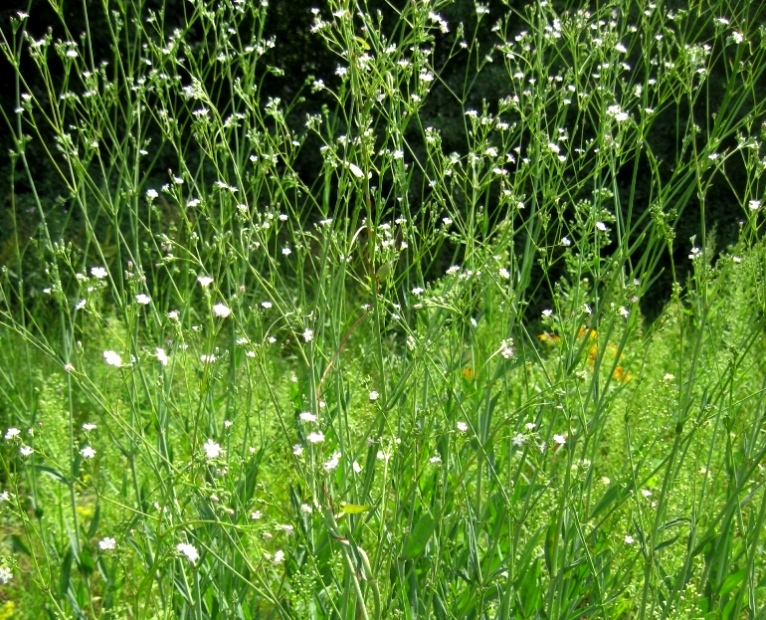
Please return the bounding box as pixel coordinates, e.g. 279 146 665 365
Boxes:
340 502 373 515
403 513 436 559
719 568 746 599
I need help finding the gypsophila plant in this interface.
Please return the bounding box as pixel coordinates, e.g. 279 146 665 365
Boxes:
0 0 765 618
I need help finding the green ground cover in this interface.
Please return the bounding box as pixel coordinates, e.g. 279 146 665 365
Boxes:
1 0 766 617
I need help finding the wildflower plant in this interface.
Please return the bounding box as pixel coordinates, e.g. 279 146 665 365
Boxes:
0 0 765 618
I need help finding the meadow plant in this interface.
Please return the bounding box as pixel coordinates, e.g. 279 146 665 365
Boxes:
1 0 766 618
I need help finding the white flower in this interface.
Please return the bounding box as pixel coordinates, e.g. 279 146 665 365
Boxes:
135 293 151 305
0 565 12 584
324 452 341 471
19 445 33 457
429 455 442 464
146 188 158 199
0 491 9 502
542 309 553 317
596 221 608 232
352 461 362 473
306 431 325 444
292 444 304 456
641 489 652 498
561 236 572 247
281 247 292 256
80 446 96 459
261 301 273 309
553 434 567 446
91 266 108 279
601 476 611 485
4 428 20 441
203 439 222 459
103 351 122 367
411 287 424 295
299 411 317 422
456 421 468 432
156 348 169 366
525 422 537 431
82 423 97 431
251 510 263 520
273 550 285 564
347 162 364 178
212 303 231 318
749 200 761 211
368 391 379 401
98 537 116 551
197 275 214 287
624 534 635 545
177 542 199 563
512 433 526 447
303 328 314 343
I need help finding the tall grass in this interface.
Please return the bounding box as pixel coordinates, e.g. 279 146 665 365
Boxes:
1 0 765 618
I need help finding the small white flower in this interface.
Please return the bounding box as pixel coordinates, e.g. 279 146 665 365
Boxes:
300 503 313 514
624 534 635 545
347 162 364 178
306 431 325 444
4 428 20 441
19 445 33 457
64 363 75 373
98 537 116 551
273 550 285 564
352 460 363 473
525 422 537 431
0 565 12 584
299 412 317 422
80 446 96 459
411 287 424 296
293 444 304 456
641 489 652 498
512 433 526 447
596 221 608 232
103 351 122 367
177 542 199 563
203 439 222 459
324 451 341 471
156 348 169 366
456 421 468 432
197 275 214 287
261 301 273 309
251 510 263 520
212 303 231 318
601 476 611 485
663 373 675 382
167 310 179 320
82 423 97 431
368 391 379 401
303 328 314 343
146 188 158 199
553 434 567 446
748 200 761 211
429 455 442 464
90 266 108 279
281 247 292 256
561 236 572 247
135 293 151 305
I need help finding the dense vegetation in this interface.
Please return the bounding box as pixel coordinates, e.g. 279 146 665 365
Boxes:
1 0 765 618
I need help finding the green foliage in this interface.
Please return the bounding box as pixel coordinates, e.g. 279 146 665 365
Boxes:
1 0 766 618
